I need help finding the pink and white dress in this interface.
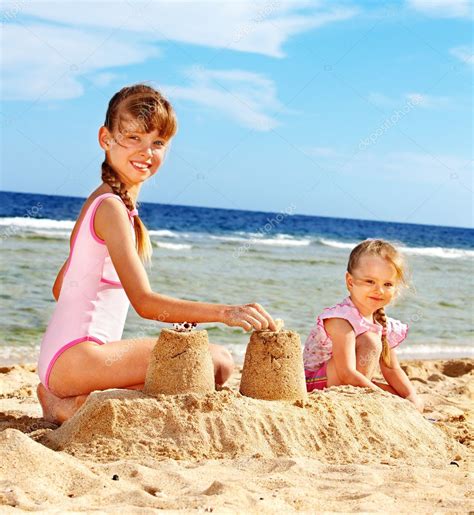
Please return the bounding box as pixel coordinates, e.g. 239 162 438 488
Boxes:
303 296 408 391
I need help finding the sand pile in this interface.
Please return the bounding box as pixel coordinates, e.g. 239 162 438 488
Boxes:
144 328 214 396
3 428 471 513
0 429 164 510
1 359 473 512
0 364 36 399
240 326 307 402
1 429 117 506
41 386 463 464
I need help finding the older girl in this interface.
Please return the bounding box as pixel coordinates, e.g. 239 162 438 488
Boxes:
37 84 275 424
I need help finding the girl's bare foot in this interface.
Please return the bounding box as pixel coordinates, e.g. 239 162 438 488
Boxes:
36 383 89 425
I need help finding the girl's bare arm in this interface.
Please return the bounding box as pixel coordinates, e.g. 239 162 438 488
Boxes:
95 198 276 331
379 350 414 397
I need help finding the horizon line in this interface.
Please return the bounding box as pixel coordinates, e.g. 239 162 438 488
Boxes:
0 189 472 232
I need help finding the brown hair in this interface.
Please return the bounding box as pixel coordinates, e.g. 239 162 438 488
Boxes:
347 239 409 367
101 83 178 265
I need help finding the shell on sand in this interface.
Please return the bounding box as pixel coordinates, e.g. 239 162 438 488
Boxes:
144 328 214 396
240 329 307 402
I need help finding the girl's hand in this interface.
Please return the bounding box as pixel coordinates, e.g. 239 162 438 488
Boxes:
406 393 424 413
222 303 276 332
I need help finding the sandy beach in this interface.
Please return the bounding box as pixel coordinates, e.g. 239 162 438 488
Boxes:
1 357 473 513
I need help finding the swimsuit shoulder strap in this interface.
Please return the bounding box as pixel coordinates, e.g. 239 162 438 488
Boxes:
92 192 138 218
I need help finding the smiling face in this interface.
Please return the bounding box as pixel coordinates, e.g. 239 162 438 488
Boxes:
98 118 169 189
346 254 399 315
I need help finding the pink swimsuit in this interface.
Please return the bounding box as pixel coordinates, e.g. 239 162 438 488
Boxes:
37 193 138 391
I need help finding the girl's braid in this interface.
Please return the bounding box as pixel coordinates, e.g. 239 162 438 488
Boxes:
101 160 135 212
373 306 390 367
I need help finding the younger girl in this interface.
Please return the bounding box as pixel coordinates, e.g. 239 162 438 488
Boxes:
37 83 276 424
303 239 424 413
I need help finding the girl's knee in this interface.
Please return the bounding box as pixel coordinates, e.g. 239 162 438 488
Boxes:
355 332 381 377
218 347 235 372
213 347 235 386
356 332 382 353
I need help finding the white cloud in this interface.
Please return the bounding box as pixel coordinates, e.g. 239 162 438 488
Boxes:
1 23 160 100
450 45 474 66
4 1 357 58
306 146 336 157
162 67 284 131
88 72 121 88
404 92 452 109
1 2 357 101
406 0 473 18
368 91 452 109
335 150 469 184
378 151 468 179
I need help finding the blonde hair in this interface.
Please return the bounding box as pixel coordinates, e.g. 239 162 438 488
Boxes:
102 83 178 265
347 239 408 368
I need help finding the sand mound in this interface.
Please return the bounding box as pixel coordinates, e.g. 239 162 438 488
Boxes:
0 364 36 399
0 429 115 508
42 386 463 464
442 358 473 377
1 360 473 512
0 429 178 511
400 358 474 384
3 429 472 513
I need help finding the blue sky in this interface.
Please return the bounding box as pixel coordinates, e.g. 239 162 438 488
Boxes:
1 0 472 228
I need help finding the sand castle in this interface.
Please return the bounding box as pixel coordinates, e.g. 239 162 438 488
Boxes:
240 319 307 401
144 327 215 396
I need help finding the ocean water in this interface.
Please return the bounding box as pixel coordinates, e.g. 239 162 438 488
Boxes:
0 190 472 366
